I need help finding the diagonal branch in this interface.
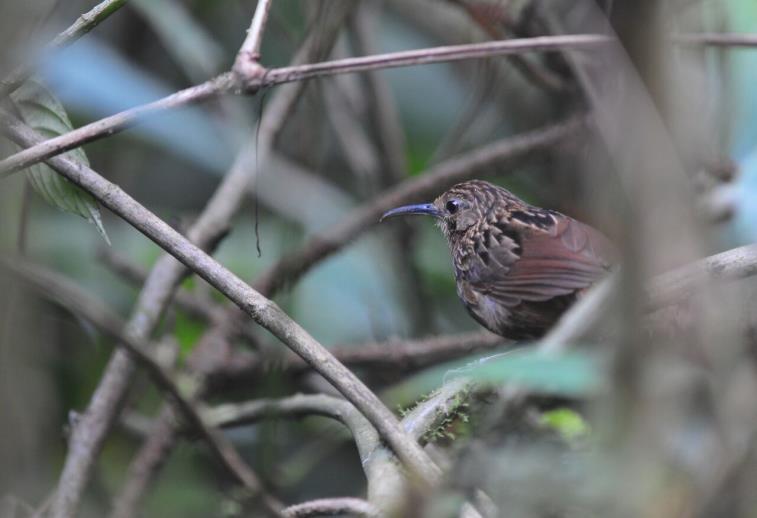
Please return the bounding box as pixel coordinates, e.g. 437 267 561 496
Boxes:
0 35 607 176
0 111 442 487
47 128 258 518
214 331 506 386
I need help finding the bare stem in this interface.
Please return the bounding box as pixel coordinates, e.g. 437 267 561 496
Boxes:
673 32 757 47
216 331 505 383
0 35 605 176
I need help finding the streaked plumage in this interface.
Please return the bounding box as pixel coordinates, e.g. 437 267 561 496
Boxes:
381 180 616 339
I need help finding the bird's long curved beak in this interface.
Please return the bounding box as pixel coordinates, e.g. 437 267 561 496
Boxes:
380 203 442 222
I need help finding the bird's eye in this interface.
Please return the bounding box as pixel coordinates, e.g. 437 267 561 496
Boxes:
446 199 461 214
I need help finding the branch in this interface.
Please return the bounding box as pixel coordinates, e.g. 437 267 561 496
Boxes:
0 112 442 488
54 128 256 518
0 35 606 175
3 31 753 175
1 259 282 515
205 394 384 501
264 34 610 85
214 331 506 385
0 73 235 177
0 0 129 97
282 498 379 518
204 382 471 515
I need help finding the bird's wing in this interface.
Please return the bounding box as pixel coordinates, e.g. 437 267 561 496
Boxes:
471 214 615 306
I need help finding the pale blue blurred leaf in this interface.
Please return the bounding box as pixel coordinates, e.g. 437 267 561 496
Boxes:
386 348 603 404
39 37 234 173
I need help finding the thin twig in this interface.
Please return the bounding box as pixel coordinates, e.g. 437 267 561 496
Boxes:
351 4 408 186
0 0 129 97
215 331 506 383
265 34 611 85
1 259 282 515
447 0 569 93
0 73 235 177
0 35 607 175
0 111 442 488
673 32 757 47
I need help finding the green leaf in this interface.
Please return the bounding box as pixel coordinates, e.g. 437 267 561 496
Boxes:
385 348 603 404
539 408 591 441
12 80 110 244
174 311 206 360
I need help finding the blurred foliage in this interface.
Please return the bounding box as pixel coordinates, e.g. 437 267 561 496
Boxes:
1 0 757 516
385 348 602 407
538 408 591 442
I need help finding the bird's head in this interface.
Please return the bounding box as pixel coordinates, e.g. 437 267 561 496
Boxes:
380 180 507 241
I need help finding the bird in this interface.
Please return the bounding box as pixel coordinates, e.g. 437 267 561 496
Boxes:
380 180 616 340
